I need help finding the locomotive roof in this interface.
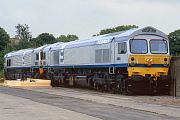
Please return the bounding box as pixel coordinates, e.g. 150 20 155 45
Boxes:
33 44 49 53
63 26 168 49
43 42 63 52
50 43 67 51
5 26 168 57
4 48 34 58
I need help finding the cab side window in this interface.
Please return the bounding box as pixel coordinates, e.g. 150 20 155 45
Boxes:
118 42 127 54
7 59 11 66
36 53 39 60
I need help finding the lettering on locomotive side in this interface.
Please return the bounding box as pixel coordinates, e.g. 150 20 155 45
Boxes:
96 39 110 44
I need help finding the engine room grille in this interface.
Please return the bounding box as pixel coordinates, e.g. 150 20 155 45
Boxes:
53 51 59 65
95 49 110 63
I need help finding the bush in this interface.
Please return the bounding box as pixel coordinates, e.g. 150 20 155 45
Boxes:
0 70 4 84
0 70 4 80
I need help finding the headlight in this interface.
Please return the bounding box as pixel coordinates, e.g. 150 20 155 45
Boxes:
131 57 134 61
130 57 135 66
130 62 135 66
163 58 168 66
129 57 135 66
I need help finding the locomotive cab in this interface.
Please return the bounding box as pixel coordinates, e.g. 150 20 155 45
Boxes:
126 29 170 94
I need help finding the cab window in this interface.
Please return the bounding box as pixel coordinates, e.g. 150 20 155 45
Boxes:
150 40 168 54
130 39 148 54
36 53 39 60
118 42 127 54
7 59 11 66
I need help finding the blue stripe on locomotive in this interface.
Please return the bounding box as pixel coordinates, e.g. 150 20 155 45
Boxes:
6 63 168 69
31 64 167 69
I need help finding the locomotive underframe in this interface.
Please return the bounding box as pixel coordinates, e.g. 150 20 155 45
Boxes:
43 67 170 95
128 74 170 94
4 66 170 95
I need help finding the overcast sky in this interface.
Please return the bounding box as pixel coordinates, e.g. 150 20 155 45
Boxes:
0 0 180 39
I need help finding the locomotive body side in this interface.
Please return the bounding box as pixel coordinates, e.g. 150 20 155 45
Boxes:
4 49 33 80
48 31 130 87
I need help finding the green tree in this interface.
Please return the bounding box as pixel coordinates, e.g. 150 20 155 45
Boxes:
94 25 138 36
31 33 56 47
0 51 5 70
3 44 15 54
15 40 31 50
57 34 78 42
15 24 32 41
0 27 9 70
0 27 10 51
168 29 180 56
4 24 33 51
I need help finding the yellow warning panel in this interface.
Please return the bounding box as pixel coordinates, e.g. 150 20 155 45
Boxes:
3 79 51 88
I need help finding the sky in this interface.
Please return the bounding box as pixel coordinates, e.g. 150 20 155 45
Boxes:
0 0 180 39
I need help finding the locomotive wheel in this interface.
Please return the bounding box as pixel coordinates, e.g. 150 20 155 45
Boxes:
87 77 94 88
94 82 99 90
63 76 69 87
157 79 170 95
116 75 125 94
51 79 56 87
126 86 133 95
124 80 133 95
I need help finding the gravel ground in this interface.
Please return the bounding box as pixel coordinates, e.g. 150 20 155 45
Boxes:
48 87 180 106
0 86 178 120
20 87 180 118
134 96 180 106
0 92 102 120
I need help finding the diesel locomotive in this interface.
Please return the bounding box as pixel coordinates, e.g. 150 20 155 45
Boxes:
4 26 170 94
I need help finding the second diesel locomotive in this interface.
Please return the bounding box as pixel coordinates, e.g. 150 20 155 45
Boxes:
4 26 170 94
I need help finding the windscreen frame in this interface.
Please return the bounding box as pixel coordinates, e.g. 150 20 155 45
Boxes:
129 39 148 54
149 39 168 54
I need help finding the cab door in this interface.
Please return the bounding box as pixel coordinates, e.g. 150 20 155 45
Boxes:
115 42 128 65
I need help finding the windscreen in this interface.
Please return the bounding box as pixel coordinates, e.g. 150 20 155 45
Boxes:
150 40 167 54
130 39 148 54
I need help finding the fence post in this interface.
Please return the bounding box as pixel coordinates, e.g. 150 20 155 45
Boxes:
170 57 180 97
